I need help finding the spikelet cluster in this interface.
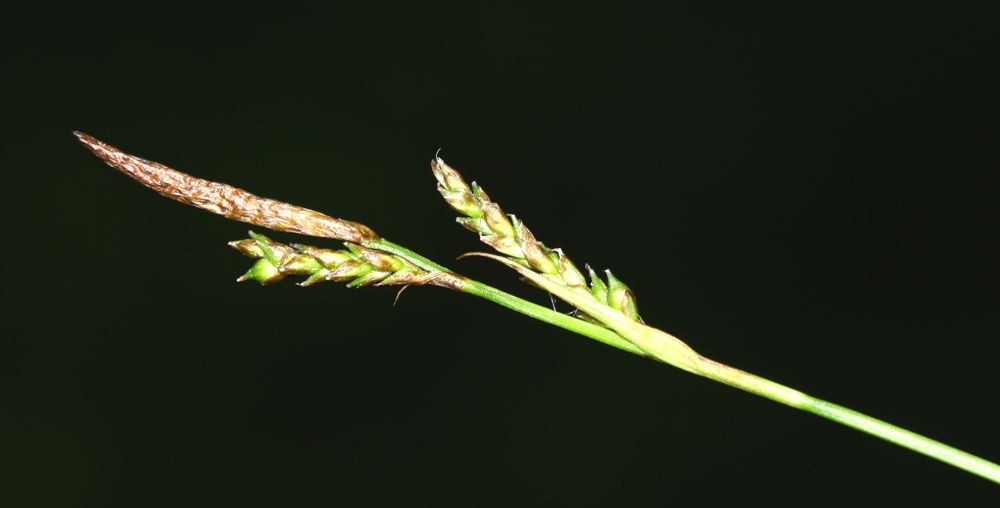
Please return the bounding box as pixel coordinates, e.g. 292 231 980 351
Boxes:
432 157 642 323
230 231 458 289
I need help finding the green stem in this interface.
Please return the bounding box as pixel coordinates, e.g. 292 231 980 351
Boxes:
367 238 645 356
366 238 452 273
369 241 1000 483
473 250 1000 484
461 280 646 356
693 358 1000 483
806 398 1000 483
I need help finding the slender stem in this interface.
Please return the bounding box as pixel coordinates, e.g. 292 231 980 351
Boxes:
368 238 646 356
386 236 1000 481
475 250 1000 484
366 238 452 273
804 398 1000 483
461 280 646 356
693 358 1000 483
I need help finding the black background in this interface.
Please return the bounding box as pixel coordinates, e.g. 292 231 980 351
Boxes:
3 3 999 505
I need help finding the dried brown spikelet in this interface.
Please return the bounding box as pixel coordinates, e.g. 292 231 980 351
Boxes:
74 132 378 243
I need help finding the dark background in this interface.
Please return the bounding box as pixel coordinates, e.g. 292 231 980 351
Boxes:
3 3 998 505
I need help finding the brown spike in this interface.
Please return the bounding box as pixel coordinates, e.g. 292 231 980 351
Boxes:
74 132 378 243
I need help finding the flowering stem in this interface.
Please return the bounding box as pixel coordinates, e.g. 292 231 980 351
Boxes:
690 358 1000 483
460 281 646 356
473 252 1000 484
802 398 1000 483
76 131 1000 485
363 242 1000 483
367 238 646 355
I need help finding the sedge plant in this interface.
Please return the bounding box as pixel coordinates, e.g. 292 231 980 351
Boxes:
74 131 1000 485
